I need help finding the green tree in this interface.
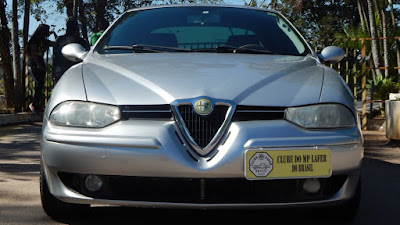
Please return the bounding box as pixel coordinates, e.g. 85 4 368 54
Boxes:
48 0 222 41
267 0 360 42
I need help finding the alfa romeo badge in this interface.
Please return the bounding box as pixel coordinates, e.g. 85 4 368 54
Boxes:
194 98 213 115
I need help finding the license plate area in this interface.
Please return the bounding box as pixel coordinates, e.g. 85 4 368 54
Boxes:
245 149 331 180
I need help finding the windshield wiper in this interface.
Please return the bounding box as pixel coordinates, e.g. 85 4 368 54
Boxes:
192 45 274 54
103 44 274 54
103 45 160 53
234 45 274 54
103 44 191 53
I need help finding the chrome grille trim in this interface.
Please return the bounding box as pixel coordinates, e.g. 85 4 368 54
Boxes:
171 97 236 157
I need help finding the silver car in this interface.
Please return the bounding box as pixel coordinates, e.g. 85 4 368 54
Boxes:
40 4 363 220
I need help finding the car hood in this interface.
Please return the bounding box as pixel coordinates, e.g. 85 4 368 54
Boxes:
82 53 324 107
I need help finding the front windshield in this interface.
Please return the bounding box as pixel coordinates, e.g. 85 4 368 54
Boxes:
96 6 309 56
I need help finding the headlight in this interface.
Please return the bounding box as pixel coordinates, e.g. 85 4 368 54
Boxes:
49 101 120 128
285 104 355 129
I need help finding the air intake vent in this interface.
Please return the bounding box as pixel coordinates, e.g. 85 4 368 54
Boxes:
120 105 172 120
178 105 229 148
232 106 286 121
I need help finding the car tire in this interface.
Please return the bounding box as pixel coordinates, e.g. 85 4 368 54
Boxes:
40 161 89 220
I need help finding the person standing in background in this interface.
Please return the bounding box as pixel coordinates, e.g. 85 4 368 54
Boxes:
25 24 56 113
90 18 109 46
52 18 90 83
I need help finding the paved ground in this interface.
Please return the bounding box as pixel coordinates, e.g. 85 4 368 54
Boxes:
0 123 56 224
0 123 400 224
363 130 400 164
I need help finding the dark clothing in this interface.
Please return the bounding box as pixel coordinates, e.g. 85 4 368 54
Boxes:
30 66 46 111
52 34 90 82
26 38 52 69
26 38 53 111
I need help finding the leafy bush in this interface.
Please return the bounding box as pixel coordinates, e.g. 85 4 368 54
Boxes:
366 75 400 101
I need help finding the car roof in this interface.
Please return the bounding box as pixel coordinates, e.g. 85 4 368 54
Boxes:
125 3 279 14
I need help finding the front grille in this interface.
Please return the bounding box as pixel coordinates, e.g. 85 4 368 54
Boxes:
178 105 229 148
232 106 286 121
58 173 348 204
120 105 172 120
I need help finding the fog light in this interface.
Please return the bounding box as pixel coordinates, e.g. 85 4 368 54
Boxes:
303 178 321 194
85 175 103 192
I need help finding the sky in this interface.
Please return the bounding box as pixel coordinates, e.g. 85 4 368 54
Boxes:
6 0 260 40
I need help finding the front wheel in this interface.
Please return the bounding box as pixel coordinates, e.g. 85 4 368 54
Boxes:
40 162 89 220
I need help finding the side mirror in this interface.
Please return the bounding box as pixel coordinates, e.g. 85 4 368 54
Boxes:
318 46 345 64
61 43 88 62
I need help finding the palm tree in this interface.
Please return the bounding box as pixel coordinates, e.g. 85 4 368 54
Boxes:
375 0 389 77
357 0 370 34
388 0 400 79
367 0 381 78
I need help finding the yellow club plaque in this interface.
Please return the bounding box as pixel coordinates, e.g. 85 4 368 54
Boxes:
245 149 331 180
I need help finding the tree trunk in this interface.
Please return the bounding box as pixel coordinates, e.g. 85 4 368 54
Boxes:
367 0 381 78
95 0 107 31
0 0 15 109
22 0 30 111
64 0 74 18
73 0 77 19
374 0 389 77
389 0 400 79
379 2 389 77
373 0 382 36
357 0 369 34
11 0 22 112
77 0 88 41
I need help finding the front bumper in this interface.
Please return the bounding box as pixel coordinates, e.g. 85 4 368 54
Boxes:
41 118 363 208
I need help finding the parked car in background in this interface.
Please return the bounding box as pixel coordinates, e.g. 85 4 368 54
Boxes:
40 4 363 220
